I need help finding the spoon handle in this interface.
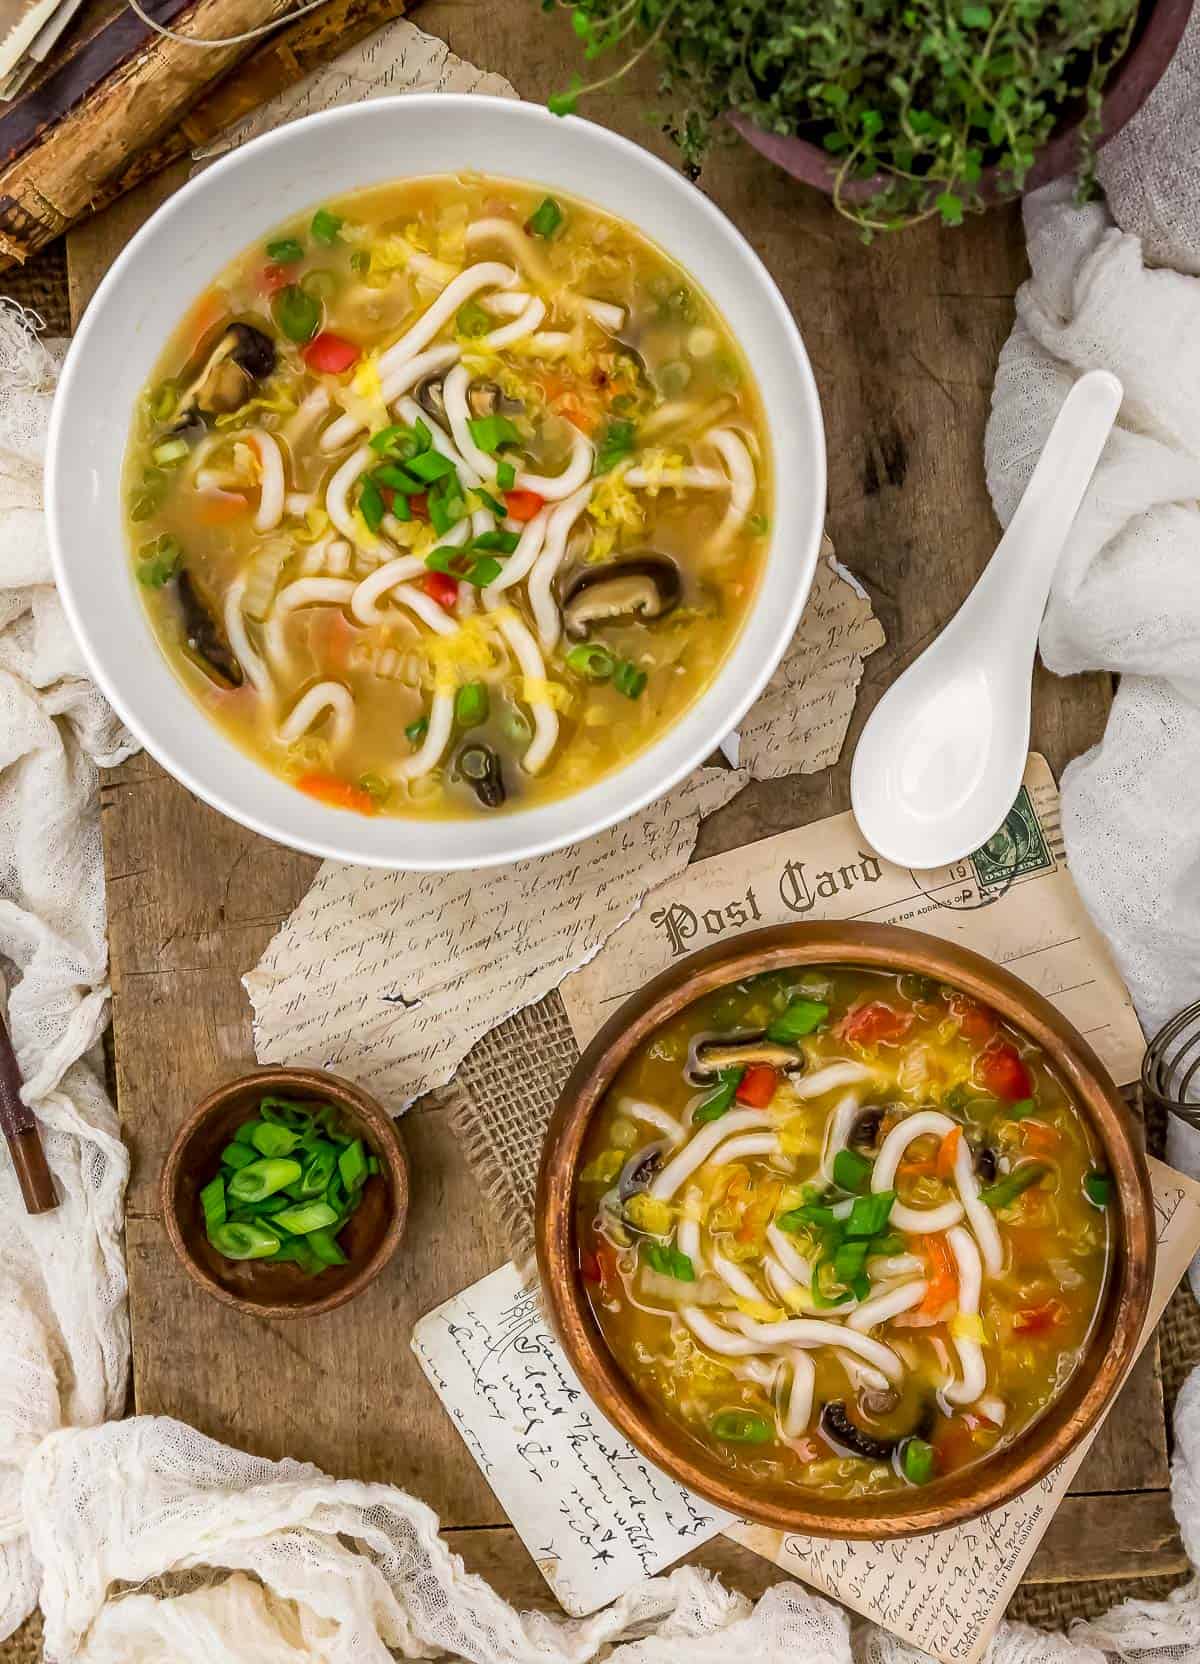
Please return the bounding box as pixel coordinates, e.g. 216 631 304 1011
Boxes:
977 369 1123 622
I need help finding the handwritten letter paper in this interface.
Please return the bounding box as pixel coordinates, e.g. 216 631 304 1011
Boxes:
412 1264 733 1615
562 754 1146 1089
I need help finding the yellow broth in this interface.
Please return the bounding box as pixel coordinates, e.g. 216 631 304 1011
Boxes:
123 176 770 819
577 967 1110 1498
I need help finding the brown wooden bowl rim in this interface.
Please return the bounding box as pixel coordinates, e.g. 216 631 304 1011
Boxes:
536 922 1155 1538
161 1065 409 1319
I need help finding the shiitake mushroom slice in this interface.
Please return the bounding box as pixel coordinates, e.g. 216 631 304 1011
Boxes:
176 570 244 688
561 554 682 640
176 323 276 424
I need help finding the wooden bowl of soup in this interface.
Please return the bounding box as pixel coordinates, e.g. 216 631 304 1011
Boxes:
162 1066 408 1318
47 96 825 870
536 922 1153 1537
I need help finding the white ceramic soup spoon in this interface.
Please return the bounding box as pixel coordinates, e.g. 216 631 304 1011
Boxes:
850 368 1123 870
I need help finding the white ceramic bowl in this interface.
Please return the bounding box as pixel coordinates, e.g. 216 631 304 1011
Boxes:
47 96 825 869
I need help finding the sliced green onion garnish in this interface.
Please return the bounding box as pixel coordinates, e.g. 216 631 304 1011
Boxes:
350 249 370 275
266 236 304 263
297 1146 338 1197
272 284 321 344
273 1200 340 1235
833 1238 870 1283
358 773 390 805
1009 1097 1037 1119
427 476 467 535
136 534 183 589
373 464 423 493
151 437 189 466
979 1160 1050 1211
248 1121 301 1158
613 660 647 700
455 682 489 728
832 1147 872 1193
406 449 456 484
358 476 385 532
301 268 338 300
693 1067 743 1123
391 491 412 523
496 460 516 491
765 997 829 1043
405 715 429 745
227 1157 303 1204
199 1175 226 1230
220 1140 257 1171
207 1220 281 1260
711 1409 772 1445
473 528 520 553
338 1139 368 1191
456 299 491 338
259 1096 314 1128
902 1437 935 1484
310 207 343 245
1084 1170 1112 1208
306 1227 349 1266
467 413 522 455
424 546 501 587
369 424 407 455
526 197 564 239
594 418 636 476
473 490 509 520
566 642 615 681
642 1242 695 1281
149 381 178 422
844 1190 894 1239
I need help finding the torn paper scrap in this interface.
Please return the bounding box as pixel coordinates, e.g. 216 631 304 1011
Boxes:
244 767 746 1105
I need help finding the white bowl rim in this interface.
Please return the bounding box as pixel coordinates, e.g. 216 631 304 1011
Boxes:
47 95 826 870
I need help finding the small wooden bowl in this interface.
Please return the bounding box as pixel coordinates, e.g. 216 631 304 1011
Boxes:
537 922 1155 1538
162 1066 408 1319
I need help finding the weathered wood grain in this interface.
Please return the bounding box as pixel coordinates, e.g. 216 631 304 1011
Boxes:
444 1486 1188 1605
0 0 332 267
68 0 1171 1602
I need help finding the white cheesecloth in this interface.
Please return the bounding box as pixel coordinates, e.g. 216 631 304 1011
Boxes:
4 9 1200 1658
982 6 1200 1279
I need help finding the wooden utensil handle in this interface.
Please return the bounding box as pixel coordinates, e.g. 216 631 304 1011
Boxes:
0 1021 57 1213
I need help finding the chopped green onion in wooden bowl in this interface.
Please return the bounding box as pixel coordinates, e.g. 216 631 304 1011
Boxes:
161 1067 408 1318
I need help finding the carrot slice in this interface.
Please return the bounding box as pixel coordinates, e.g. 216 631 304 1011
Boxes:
1020 1119 1061 1155
295 773 376 815
920 1233 958 1316
936 1126 962 1180
195 492 249 525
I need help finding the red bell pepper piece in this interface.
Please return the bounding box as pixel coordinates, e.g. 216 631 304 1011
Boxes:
302 331 360 374
976 1041 1033 1102
735 1064 778 1108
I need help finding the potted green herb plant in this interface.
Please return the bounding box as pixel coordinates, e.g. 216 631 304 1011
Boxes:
549 0 1193 233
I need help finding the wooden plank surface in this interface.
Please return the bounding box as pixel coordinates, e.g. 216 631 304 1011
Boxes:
67 0 1179 1598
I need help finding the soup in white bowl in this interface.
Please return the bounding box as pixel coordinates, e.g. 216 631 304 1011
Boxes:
47 98 825 868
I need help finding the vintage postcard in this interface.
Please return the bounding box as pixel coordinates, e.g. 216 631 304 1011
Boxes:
561 753 1145 1089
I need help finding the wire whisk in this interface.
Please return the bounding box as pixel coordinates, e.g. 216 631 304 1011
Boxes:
1142 998 1200 1129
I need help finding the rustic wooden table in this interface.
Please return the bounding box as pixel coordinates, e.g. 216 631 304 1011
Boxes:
65 0 1186 1607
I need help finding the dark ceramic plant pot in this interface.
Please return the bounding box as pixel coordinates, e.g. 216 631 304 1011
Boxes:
733 0 1192 208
